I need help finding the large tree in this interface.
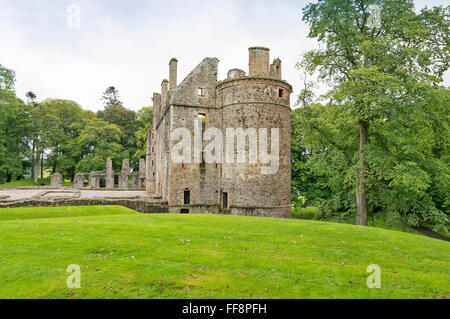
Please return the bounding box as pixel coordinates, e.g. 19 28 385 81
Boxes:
74 117 125 173
134 106 153 160
33 99 92 178
0 65 32 183
97 94 138 168
300 0 449 227
101 86 122 107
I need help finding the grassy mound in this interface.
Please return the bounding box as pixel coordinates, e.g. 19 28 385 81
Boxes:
0 206 448 299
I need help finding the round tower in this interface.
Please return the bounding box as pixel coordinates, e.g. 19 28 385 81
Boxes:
216 47 292 218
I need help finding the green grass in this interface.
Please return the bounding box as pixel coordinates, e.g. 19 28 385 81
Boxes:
292 207 318 220
294 207 417 234
0 178 73 187
0 206 448 299
333 212 417 234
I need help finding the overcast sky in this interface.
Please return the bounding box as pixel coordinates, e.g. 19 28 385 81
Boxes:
1 0 448 111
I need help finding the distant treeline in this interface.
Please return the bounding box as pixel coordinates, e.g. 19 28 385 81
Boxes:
0 72 152 183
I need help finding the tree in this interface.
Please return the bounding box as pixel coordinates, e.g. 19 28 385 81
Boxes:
34 99 92 178
134 106 153 160
0 65 32 184
101 86 122 107
300 0 449 226
74 117 125 173
25 90 39 182
27 92 43 183
291 108 325 208
0 64 15 93
97 104 138 168
25 91 37 107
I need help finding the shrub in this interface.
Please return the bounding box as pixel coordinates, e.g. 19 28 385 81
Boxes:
292 207 317 220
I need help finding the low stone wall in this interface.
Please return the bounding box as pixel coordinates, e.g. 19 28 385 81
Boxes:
168 204 221 214
0 198 168 214
2 187 147 191
167 204 292 218
229 205 292 218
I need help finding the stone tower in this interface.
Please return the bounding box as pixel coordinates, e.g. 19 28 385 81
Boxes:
216 47 292 218
146 47 292 218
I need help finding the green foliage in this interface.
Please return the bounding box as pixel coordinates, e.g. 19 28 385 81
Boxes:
0 65 152 183
74 117 125 173
97 104 138 169
296 0 450 230
0 64 32 183
291 108 332 208
25 91 37 106
32 99 93 178
134 106 153 160
0 98 31 183
291 206 318 220
0 64 15 92
101 86 122 107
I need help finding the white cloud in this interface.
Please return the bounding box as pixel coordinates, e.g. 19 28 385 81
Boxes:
0 0 448 112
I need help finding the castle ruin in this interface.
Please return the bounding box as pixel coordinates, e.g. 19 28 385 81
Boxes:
146 47 292 218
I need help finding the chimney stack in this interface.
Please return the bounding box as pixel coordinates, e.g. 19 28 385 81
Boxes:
248 47 270 77
152 93 161 125
169 58 178 90
161 79 168 109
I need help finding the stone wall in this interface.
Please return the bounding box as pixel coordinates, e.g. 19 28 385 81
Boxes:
106 158 114 188
0 198 168 214
73 158 146 190
50 173 62 188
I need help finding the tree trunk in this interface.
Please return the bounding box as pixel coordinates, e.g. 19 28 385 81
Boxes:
52 160 57 174
356 120 368 226
31 140 35 179
40 153 44 178
34 163 39 184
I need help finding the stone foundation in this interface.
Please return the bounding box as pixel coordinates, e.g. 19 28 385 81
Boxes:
0 197 168 214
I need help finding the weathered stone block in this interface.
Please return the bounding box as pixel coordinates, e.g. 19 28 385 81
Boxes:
139 158 146 178
88 172 99 188
50 173 62 188
119 159 130 188
74 173 84 189
106 158 114 189
132 174 140 188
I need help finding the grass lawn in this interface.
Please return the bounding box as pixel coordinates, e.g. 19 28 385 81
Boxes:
0 178 73 188
293 208 418 234
334 212 417 234
0 206 448 299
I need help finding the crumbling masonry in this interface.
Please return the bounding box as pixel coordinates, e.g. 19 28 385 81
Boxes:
72 158 146 189
146 47 292 218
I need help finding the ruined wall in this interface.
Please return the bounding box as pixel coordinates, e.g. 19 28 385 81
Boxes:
154 81 170 200
155 114 170 200
166 58 221 212
168 106 222 212
146 130 156 194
